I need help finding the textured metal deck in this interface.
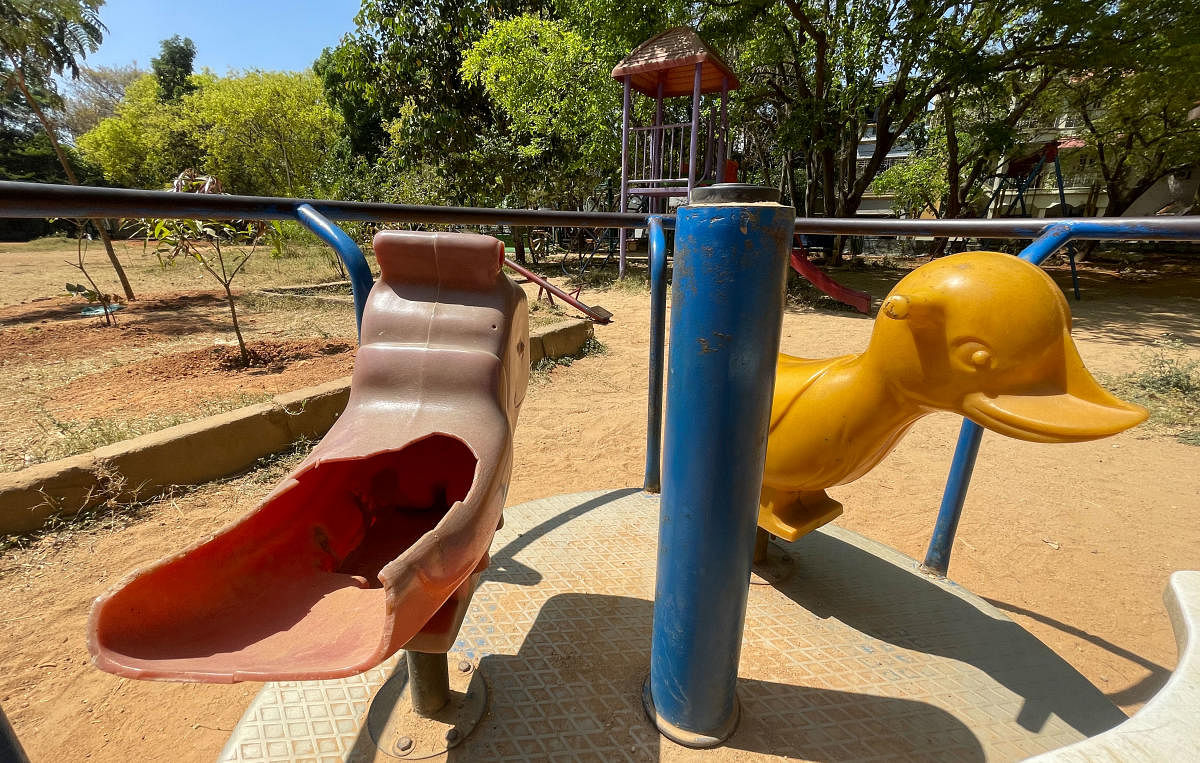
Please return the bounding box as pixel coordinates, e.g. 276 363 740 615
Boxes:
222 489 1125 762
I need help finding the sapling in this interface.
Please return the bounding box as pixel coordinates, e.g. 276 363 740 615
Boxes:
64 225 121 326
144 218 261 366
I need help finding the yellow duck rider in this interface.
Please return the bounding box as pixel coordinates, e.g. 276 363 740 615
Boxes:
759 251 1149 542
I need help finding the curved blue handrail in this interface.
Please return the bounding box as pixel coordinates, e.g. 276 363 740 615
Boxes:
293 203 374 339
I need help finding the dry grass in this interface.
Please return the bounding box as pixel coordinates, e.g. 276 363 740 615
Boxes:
0 439 312 561
16 393 272 469
0 237 368 305
1104 338 1200 446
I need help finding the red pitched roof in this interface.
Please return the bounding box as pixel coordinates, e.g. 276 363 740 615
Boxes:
611 27 739 97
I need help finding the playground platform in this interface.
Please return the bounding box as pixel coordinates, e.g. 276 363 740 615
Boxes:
221 490 1125 762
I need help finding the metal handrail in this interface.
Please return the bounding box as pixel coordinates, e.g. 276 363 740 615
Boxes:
6 181 1200 240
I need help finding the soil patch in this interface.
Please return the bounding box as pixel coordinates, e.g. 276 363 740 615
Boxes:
0 293 233 365
46 339 355 423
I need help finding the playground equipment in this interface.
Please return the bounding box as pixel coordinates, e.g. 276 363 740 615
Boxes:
757 251 1147 542
788 235 873 313
89 231 529 681
986 139 1084 299
2 180 1200 758
613 27 738 276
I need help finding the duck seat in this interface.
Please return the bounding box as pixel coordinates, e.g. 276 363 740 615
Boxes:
88 231 529 683
759 251 1148 542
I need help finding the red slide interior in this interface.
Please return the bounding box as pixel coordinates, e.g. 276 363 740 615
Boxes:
91 435 477 679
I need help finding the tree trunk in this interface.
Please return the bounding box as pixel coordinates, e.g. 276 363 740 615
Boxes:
932 95 962 258
513 226 528 265
12 66 136 301
223 283 250 367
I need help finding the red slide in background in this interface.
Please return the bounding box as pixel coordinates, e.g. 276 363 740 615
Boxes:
789 240 872 315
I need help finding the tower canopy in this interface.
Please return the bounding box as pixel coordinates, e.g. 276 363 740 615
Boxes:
611 27 740 97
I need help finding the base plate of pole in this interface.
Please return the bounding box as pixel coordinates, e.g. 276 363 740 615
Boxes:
641 674 739 748
361 653 488 760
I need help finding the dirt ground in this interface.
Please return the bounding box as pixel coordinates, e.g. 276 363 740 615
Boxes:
0 241 571 472
1 243 1198 761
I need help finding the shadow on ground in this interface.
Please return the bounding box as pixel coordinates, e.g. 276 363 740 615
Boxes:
778 529 1128 737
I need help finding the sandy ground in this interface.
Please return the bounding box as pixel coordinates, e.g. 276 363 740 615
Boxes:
0 254 1197 760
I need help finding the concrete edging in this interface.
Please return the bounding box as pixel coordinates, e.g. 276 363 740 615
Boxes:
0 319 593 534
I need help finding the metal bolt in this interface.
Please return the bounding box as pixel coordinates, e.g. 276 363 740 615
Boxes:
394 736 414 754
446 728 461 744
456 660 472 674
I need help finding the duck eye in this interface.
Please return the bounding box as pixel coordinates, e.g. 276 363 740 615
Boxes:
955 341 992 371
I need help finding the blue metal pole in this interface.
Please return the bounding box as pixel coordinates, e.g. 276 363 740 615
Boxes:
923 224 1074 575
647 185 793 747
294 203 374 338
644 215 668 493
922 420 985 576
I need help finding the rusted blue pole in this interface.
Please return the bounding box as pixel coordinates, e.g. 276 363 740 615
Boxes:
647 185 793 746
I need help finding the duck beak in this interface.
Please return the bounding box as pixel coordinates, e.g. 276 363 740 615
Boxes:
962 332 1148 443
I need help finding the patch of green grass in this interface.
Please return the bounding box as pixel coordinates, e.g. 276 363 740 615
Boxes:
1104 339 1200 446
532 336 607 378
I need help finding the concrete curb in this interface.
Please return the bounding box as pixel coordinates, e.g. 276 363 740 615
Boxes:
0 319 593 535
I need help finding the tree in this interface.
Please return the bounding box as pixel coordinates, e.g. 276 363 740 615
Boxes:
314 0 550 205
151 35 196 102
0 0 135 299
75 73 199 188
702 0 1105 241
461 16 621 205
144 218 260 366
78 70 341 197
873 130 949 219
57 63 143 139
186 71 342 196
1054 0 1200 217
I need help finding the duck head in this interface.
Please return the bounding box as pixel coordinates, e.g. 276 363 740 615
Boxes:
865 251 1147 443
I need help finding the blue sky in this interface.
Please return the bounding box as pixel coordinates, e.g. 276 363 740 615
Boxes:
85 0 362 74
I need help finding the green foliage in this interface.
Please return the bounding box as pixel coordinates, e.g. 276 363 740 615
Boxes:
75 73 197 188
78 70 342 196
1108 339 1200 447
1047 0 1200 216
313 0 551 205
187 71 342 196
151 35 196 102
1132 340 1200 396
553 0 690 63
0 0 104 81
462 16 619 198
315 0 516 156
873 140 949 218
64 281 117 306
703 0 1109 218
